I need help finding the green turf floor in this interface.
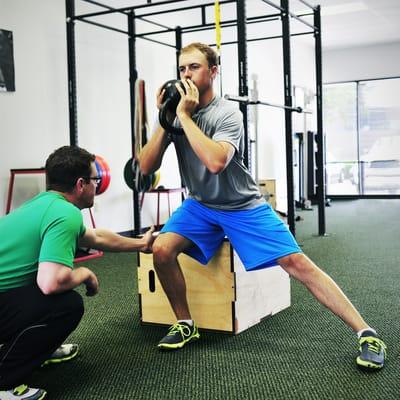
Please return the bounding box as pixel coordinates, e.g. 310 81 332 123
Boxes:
32 199 400 399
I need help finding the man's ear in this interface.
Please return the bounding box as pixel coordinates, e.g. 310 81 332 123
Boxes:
75 177 85 193
210 65 218 80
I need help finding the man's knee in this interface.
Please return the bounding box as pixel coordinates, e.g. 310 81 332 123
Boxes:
152 240 178 268
69 290 84 320
278 252 309 274
59 290 84 328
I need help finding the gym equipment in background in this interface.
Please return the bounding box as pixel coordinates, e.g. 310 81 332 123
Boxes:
124 157 160 192
94 155 111 195
124 79 160 193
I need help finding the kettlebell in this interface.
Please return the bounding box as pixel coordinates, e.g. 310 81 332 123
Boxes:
158 79 185 135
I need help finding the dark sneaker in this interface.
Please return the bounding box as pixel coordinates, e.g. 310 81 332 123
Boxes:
158 322 200 350
0 384 47 399
356 331 387 371
42 343 79 366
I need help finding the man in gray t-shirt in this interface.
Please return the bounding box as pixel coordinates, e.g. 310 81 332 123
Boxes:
172 95 264 209
138 42 386 371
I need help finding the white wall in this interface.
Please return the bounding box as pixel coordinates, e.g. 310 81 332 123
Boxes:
323 42 400 83
0 0 181 231
0 0 69 212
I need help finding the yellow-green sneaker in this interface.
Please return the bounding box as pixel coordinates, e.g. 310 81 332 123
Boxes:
42 344 79 366
356 331 387 371
0 384 46 399
158 322 200 350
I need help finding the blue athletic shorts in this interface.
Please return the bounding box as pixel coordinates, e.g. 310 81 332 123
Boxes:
160 198 301 271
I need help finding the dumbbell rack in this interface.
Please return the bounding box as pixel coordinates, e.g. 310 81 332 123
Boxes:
5 168 102 263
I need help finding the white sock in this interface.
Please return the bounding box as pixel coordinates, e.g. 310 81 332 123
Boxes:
357 327 377 338
178 319 193 326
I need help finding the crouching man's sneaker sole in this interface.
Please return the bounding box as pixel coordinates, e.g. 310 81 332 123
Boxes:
42 344 79 366
0 384 47 400
158 322 200 350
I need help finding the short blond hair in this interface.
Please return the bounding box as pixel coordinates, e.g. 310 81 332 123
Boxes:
180 42 218 68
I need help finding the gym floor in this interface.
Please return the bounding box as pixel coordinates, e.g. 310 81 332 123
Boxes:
32 199 400 399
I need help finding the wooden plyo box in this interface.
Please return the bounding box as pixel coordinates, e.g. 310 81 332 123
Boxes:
138 241 290 334
258 179 276 210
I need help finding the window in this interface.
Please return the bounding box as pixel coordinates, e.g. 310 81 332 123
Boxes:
323 82 358 194
324 77 400 195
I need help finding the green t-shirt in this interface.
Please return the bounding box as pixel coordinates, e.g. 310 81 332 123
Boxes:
0 191 86 291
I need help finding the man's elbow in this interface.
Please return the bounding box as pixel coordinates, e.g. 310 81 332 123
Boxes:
37 268 72 295
138 156 152 176
37 280 58 295
139 163 152 176
208 160 227 174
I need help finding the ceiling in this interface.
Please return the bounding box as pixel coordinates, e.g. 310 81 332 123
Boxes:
314 0 400 49
78 0 400 50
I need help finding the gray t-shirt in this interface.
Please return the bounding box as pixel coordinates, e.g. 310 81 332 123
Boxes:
168 96 265 210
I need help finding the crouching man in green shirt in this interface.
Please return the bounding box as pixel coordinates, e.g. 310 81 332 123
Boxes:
0 146 154 400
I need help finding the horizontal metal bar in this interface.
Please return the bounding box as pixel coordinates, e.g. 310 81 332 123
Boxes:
136 16 236 37
75 0 192 19
297 12 314 17
138 16 171 30
134 26 176 37
139 0 236 16
75 17 128 34
260 0 316 30
75 0 234 20
81 0 172 29
224 94 304 113
288 11 316 30
171 14 282 35
182 17 237 31
329 194 400 200
198 11 279 29
180 12 281 32
136 12 312 37
260 0 283 13
207 30 314 47
216 37 280 46
248 12 281 21
290 30 315 38
182 21 237 34
135 0 234 19
137 12 281 37
138 35 176 48
81 0 128 14
297 0 317 11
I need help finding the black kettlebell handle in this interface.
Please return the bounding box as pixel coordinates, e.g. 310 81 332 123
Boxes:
158 79 185 136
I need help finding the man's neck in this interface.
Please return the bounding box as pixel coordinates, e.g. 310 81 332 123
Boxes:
48 190 80 208
199 88 216 109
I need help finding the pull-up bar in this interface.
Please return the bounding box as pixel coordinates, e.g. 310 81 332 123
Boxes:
82 0 172 29
74 0 235 20
261 0 317 31
298 0 317 11
225 94 311 114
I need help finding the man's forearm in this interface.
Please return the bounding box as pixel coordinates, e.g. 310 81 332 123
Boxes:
91 229 147 252
38 265 94 295
179 114 231 173
139 125 170 175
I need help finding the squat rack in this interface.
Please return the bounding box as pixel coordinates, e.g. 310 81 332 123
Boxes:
66 0 326 237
